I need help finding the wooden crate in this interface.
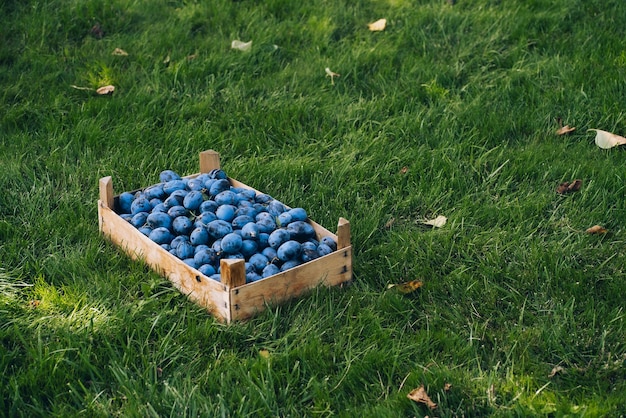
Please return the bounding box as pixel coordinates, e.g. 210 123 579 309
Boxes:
98 150 353 323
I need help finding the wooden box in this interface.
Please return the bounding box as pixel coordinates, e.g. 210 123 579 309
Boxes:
98 150 352 323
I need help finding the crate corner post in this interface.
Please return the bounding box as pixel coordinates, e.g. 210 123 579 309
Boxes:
199 150 221 173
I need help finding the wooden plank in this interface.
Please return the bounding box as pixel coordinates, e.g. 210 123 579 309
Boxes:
199 150 221 173
230 245 352 321
337 218 351 249
98 201 231 322
99 176 114 210
220 258 246 289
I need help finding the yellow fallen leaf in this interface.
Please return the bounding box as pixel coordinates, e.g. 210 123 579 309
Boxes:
231 40 252 52
586 225 607 234
259 349 270 359
368 18 387 32
96 85 115 95
422 215 447 228
589 129 626 149
112 47 128 56
387 280 423 294
407 385 437 410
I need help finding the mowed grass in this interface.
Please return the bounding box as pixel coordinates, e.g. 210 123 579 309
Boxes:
2 0 626 416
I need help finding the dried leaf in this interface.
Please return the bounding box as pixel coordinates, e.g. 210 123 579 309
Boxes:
112 48 128 56
96 85 115 95
385 217 395 229
589 129 626 149
28 300 40 308
444 383 452 391
422 215 447 228
187 54 197 61
400 166 408 174
387 280 423 294
586 225 607 235
325 67 340 84
556 179 582 194
368 18 387 32
231 40 252 52
259 349 270 359
556 125 576 135
548 365 565 378
407 385 437 410
90 24 104 39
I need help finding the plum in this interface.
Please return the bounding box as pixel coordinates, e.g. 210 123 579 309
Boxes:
214 190 237 206
199 200 219 214
241 222 259 240
209 179 230 196
149 227 174 245
232 215 254 229
189 226 210 245
221 233 243 254
240 239 259 258
167 205 189 219
163 179 187 195
320 236 337 251
159 169 182 182
281 259 302 271
176 240 195 259
144 183 166 200
198 264 217 277
287 221 315 241
131 212 149 228
249 253 269 273
317 243 333 257
118 192 135 214
216 204 236 222
183 190 204 211
277 240 301 261
288 208 307 222
172 216 193 235
208 169 227 180
262 264 280 278
146 212 172 230
268 229 290 249
130 196 152 215
207 220 233 239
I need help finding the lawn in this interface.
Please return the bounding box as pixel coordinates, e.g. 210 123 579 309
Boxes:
2 0 626 416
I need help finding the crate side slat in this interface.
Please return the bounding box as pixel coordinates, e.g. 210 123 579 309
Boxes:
230 245 352 321
98 201 231 322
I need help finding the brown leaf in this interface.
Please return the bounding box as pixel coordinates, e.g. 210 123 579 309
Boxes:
444 383 452 391
368 18 387 32
586 225 607 235
400 166 408 174
548 365 565 378
556 125 576 135
90 24 104 39
388 280 423 294
556 179 582 194
28 300 40 308
407 385 437 410
112 48 128 56
96 85 115 95
384 217 395 229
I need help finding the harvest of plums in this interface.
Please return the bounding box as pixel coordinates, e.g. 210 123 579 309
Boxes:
115 169 338 284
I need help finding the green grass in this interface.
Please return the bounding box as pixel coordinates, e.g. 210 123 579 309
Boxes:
2 0 626 415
